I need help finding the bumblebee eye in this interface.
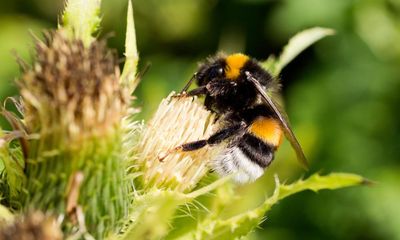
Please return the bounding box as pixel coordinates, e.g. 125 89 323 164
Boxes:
218 68 224 75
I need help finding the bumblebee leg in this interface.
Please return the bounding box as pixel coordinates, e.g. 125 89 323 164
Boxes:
180 140 207 151
205 79 236 97
172 86 207 99
207 125 244 144
158 124 245 161
186 86 207 96
185 124 244 149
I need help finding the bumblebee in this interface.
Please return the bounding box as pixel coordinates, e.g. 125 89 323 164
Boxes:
165 53 308 183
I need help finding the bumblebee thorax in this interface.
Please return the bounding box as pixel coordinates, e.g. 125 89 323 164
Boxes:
225 53 249 80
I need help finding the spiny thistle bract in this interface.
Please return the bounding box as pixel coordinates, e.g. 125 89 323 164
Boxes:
0 0 367 239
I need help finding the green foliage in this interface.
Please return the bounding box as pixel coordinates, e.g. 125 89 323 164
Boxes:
175 173 365 240
116 174 365 240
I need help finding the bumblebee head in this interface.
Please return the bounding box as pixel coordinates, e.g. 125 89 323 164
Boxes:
195 58 226 86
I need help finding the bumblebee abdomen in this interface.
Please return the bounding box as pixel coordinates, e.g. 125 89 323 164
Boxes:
249 117 283 147
212 134 275 183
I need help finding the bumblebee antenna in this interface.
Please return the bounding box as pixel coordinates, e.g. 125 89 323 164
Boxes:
245 71 309 170
181 73 197 93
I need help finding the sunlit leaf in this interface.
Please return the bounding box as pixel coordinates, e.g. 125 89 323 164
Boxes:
263 27 335 76
181 172 366 240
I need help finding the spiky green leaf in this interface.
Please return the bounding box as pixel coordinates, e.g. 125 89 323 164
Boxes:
182 173 366 240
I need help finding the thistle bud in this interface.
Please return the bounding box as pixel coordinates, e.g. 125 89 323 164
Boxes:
19 30 130 238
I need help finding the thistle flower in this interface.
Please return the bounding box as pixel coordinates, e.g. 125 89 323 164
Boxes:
135 93 220 192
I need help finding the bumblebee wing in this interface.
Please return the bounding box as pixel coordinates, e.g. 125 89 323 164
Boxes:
245 71 309 170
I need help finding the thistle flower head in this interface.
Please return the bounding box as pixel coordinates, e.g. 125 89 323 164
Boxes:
20 30 128 143
136 93 220 192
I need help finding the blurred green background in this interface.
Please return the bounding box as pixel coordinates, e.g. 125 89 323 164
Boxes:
1 0 399 239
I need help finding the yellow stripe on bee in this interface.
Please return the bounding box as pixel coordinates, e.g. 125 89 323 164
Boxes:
249 117 283 147
225 53 249 80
